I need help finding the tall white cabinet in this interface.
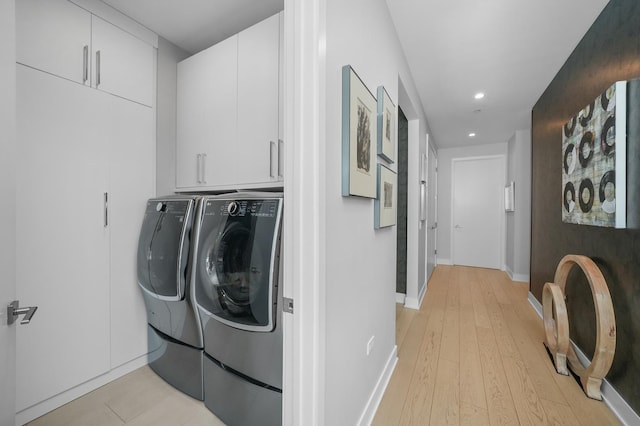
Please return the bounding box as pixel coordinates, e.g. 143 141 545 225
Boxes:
176 12 283 191
15 0 156 421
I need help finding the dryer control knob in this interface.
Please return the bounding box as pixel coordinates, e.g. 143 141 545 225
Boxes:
228 201 239 216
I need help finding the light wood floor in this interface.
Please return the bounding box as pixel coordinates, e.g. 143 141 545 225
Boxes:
373 265 620 426
27 265 620 426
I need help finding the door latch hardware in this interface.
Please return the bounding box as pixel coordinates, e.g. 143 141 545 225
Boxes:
283 297 294 314
7 300 38 325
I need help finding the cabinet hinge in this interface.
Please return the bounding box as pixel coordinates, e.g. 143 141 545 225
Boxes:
283 297 294 314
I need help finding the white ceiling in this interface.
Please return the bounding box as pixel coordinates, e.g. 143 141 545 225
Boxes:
385 0 610 148
100 0 284 55
100 0 609 149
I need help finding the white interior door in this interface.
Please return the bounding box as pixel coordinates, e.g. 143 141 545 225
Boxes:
452 156 504 269
1 2 17 424
426 141 438 281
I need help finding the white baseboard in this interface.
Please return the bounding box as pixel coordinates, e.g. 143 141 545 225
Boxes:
437 258 452 266
356 345 398 426
418 282 427 306
505 266 529 283
16 355 148 426
395 292 406 304
404 282 427 311
527 293 640 425
404 296 419 310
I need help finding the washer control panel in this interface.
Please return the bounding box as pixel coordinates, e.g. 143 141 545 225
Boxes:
207 199 280 218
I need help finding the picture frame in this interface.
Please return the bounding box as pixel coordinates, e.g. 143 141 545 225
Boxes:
374 164 397 229
561 81 627 228
377 86 396 163
342 65 377 198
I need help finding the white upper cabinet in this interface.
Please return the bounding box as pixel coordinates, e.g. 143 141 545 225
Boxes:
176 35 238 189
16 0 92 86
176 12 283 191
91 16 155 106
237 12 281 185
16 0 155 106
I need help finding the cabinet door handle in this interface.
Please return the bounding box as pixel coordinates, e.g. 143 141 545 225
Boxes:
96 50 101 87
270 141 276 178
196 154 202 184
278 139 284 178
82 45 89 84
104 192 109 227
202 153 207 184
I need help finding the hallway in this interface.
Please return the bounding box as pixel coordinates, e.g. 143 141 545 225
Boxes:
373 265 620 425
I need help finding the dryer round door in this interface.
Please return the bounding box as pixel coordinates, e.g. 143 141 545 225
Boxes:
195 199 281 332
137 199 193 300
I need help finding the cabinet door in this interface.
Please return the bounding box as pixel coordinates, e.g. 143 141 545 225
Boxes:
91 15 155 106
236 13 281 185
16 0 91 85
107 93 155 367
176 35 238 189
16 65 110 411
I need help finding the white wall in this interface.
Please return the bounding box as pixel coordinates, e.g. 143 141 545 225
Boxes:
0 1 17 424
505 130 531 282
156 37 190 197
436 142 508 265
323 0 429 423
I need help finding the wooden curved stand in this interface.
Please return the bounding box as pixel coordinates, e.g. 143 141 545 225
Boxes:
543 282 569 375
542 254 616 400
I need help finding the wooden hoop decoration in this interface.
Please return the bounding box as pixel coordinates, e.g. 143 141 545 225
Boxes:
553 254 616 400
542 282 570 375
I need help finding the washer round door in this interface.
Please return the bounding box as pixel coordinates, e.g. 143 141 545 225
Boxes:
137 199 194 300
195 198 282 332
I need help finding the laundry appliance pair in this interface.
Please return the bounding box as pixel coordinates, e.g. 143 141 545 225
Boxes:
137 192 284 426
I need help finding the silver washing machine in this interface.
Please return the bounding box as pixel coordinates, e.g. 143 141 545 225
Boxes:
137 196 204 400
193 192 283 426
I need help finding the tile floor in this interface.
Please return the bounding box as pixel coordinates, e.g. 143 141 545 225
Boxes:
26 366 224 426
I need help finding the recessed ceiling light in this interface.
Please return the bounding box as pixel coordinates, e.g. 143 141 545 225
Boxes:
474 92 485 100
468 132 476 137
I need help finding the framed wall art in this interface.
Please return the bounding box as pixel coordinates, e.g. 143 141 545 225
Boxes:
377 86 396 163
374 164 397 229
342 65 377 198
561 81 627 228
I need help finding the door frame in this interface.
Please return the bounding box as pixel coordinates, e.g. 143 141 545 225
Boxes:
282 0 327 424
425 136 438 282
0 1 17 425
450 155 506 270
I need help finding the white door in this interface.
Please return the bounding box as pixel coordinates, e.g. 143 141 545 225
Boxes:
107 94 155 367
91 15 155 106
1 2 16 424
452 156 504 269
176 35 238 189
426 141 438 280
16 0 91 86
236 13 281 185
16 65 111 412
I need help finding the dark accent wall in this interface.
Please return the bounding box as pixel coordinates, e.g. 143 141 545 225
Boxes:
396 107 408 294
531 0 640 414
